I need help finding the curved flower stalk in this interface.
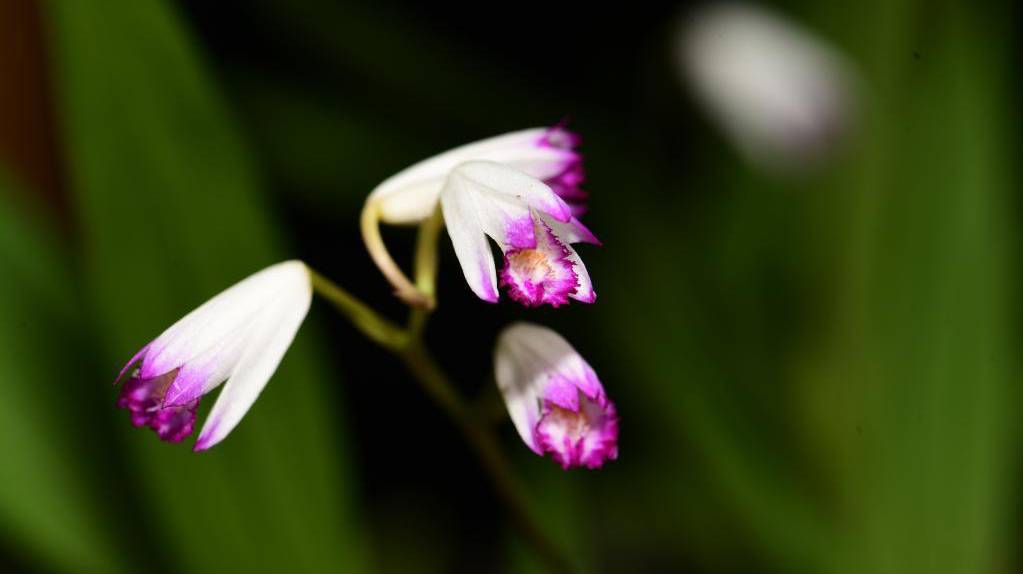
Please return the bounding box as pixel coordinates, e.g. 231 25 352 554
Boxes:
494 322 618 469
441 161 599 307
115 260 312 451
680 3 857 170
361 125 587 307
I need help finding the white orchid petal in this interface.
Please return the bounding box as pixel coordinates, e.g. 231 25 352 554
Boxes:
472 193 537 251
494 325 552 453
455 161 572 222
542 214 601 246
161 320 252 406
193 271 312 451
495 323 578 449
440 170 499 302
563 243 596 303
142 263 302 376
368 128 555 224
478 146 578 182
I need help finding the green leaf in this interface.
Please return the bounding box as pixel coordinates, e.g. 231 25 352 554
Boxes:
0 174 127 573
44 0 365 571
818 3 1019 573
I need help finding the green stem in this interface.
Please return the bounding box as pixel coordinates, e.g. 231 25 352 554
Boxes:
397 342 575 574
307 268 407 348
359 202 433 308
308 267 573 573
408 207 445 336
413 207 444 299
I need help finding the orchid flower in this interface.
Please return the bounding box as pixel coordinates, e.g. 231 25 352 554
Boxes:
441 161 599 306
361 125 588 307
494 322 618 469
680 3 857 170
115 260 312 451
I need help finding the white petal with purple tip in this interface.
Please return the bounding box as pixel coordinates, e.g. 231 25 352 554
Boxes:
440 171 499 302
194 273 311 451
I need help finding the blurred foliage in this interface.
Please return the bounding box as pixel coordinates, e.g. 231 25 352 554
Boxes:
0 173 128 573
6 0 366 571
0 0 1018 572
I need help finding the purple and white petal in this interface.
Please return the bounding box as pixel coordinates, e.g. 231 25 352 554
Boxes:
469 191 537 251
194 275 312 451
453 161 572 223
139 263 295 378
440 171 500 302
563 243 596 304
542 213 601 246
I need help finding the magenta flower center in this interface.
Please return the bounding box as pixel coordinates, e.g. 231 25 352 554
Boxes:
543 404 592 442
534 391 618 469
500 220 578 307
508 249 554 285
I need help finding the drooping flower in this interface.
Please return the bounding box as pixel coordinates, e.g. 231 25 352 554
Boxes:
361 124 588 306
680 3 857 171
115 260 312 451
441 161 599 306
494 322 618 469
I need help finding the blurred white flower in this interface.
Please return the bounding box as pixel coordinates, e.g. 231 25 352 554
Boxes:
680 2 858 171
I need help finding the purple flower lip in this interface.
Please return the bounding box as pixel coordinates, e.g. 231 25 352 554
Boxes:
499 221 578 308
534 388 619 470
116 365 200 443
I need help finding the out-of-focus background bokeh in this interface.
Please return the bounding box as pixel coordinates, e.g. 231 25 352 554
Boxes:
0 0 1018 572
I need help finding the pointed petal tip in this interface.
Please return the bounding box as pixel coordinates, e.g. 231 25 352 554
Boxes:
575 221 602 246
471 262 500 303
192 433 215 452
115 344 151 385
572 290 597 304
477 291 500 304
192 414 222 452
547 201 574 223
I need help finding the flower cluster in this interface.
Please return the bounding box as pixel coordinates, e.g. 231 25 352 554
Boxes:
115 123 618 470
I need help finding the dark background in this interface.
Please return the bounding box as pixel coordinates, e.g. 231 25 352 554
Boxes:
0 0 1019 572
